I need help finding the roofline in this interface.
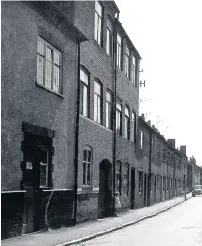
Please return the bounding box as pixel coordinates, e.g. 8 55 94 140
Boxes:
117 21 141 59
138 116 185 156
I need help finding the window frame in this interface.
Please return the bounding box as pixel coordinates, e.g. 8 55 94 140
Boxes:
106 17 113 57
80 67 90 117
117 33 122 68
37 36 62 95
94 0 103 45
116 99 122 135
124 106 130 140
106 90 113 130
132 56 137 86
125 46 130 78
94 80 102 124
131 111 136 142
83 146 93 188
140 130 144 149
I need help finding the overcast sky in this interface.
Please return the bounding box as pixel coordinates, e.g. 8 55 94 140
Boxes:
115 0 202 166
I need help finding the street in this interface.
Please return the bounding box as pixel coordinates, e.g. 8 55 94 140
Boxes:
76 196 202 246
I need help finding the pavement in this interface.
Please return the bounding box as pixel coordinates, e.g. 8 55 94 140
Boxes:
2 193 192 246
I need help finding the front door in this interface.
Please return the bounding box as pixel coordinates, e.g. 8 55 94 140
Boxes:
154 175 157 203
130 168 135 209
23 146 49 233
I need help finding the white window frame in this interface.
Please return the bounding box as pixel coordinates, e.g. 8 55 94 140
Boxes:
37 37 62 94
80 68 89 117
106 90 113 129
39 149 49 188
94 1 103 45
117 33 122 68
83 147 92 187
131 112 136 142
116 100 122 135
140 130 144 149
94 80 102 124
124 106 130 140
132 56 136 86
125 46 130 77
106 18 113 57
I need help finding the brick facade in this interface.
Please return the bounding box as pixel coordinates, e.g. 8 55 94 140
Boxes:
2 0 191 239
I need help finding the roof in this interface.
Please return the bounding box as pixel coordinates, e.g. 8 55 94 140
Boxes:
117 21 141 59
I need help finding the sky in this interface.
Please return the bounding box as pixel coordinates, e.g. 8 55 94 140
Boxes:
115 0 202 166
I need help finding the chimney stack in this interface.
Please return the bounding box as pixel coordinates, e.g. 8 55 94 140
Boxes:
180 145 186 155
167 139 176 148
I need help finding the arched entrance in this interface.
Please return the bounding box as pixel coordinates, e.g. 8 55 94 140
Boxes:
98 159 112 218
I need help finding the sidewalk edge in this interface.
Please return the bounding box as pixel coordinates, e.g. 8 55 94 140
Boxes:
55 197 191 246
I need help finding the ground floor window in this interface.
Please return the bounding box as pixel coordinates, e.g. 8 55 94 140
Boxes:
83 146 93 187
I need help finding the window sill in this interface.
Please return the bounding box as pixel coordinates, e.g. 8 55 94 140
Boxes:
80 114 113 133
36 81 64 98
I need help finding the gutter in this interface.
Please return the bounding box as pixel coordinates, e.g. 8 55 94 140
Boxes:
147 130 152 206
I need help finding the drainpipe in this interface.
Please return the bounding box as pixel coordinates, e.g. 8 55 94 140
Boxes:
112 13 119 217
73 40 81 226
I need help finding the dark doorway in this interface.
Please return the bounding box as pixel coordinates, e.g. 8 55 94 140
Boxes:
154 175 157 203
22 133 52 234
160 176 162 201
130 168 135 209
144 174 147 206
98 160 112 218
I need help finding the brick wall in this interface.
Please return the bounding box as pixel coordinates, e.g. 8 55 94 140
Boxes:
1 1 78 191
39 190 74 229
1 192 25 239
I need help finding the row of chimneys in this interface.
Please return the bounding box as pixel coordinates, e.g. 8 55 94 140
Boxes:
140 114 186 155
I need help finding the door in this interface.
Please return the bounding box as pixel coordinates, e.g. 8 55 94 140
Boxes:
130 168 135 209
98 160 112 218
23 146 49 233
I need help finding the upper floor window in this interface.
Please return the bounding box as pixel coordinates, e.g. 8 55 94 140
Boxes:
80 67 89 117
106 18 113 57
117 33 122 68
83 146 93 187
116 99 122 135
140 130 144 149
37 37 62 94
132 56 137 86
124 106 130 140
125 46 130 78
94 1 103 45
94 80 102 124
106 90 113 130
131 112 136 142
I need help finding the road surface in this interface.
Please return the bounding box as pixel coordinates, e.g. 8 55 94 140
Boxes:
76 196 202 246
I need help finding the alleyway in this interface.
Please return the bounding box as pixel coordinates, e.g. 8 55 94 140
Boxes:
76 196 202 246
